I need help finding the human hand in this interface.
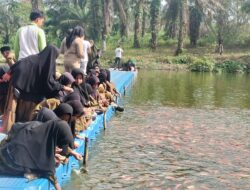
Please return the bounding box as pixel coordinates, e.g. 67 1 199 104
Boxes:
2 73 11 82
63 86 74 93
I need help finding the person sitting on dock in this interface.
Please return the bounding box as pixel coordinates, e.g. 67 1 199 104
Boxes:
1 45 73 133
0 120 75 190
34 103 83 159
71 68 91 107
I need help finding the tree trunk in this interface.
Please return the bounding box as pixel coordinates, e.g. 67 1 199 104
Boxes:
31 0 39 10
175 0 188 55
189 3 202 47
114 0 128 38
134 0 143 48
216 11 225 55
150 0 161 49
141 7 146 37
102 0 111 51
164 0 179 39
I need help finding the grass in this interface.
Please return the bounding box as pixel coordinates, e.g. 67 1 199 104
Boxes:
2 34 250 71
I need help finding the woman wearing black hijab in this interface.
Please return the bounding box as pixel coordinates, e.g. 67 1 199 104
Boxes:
71 68 91 107
0 120 74 190
2 45 73 132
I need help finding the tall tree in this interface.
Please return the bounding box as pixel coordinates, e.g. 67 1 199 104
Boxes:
150 0 161 49
141 0 150 37
114 0 128 38
189 1 202 47
133 0 143 48
102 0 112 51
89 0 102 40
164 0 180 39
175 0 188 55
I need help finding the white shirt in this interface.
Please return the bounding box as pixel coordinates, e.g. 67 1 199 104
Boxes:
82 40 91 62
16 24 46 60
115 48 123 58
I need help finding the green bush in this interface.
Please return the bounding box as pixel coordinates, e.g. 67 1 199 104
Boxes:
171 55 193 64
214 60 246 73
188 57 215 72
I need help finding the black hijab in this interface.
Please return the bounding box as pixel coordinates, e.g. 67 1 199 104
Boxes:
99 69 108 84
71 68 90 106
35 107 58 122
58 72 75 86
62 92 81 102
10 45 63 99
67 100 84 116
1 120 74 176
53 103 73 118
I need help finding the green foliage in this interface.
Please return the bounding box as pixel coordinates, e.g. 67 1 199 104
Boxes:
170 55 193 64
242 2 250 14
188 57 215 72
0 1 31 45
214 60 246 73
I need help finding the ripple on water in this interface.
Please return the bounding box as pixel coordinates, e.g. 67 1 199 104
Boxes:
63 106 250 190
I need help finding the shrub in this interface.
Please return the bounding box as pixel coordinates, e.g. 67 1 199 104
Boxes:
188 57 215 72
171 55 193 64
214 60 246 73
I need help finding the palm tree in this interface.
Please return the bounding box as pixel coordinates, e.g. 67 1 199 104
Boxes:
164 0 180 39
102 0 112 51
175 0 187 55
133 0 143 48
89 0 102 40
150 0 161 49
175 0 223 55
114 0 128 38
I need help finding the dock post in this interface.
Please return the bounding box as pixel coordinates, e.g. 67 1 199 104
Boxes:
103 111 107 130
83 137 89 166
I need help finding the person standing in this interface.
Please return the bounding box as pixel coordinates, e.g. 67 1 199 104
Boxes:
81 39 91 75
114 45 123 69
14 10 46 60
60 26 84 73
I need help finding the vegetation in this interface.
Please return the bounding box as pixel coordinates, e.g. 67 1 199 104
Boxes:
1 0 250 74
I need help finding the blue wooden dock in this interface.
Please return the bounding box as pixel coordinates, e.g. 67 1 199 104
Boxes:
0 70 137 190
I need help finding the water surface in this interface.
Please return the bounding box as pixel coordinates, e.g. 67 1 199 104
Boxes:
64 71 250 190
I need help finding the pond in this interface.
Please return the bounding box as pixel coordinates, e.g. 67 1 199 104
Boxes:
64 71 250 190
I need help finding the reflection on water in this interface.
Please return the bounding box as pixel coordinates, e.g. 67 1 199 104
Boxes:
64 71 250 190
130 71 250 108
